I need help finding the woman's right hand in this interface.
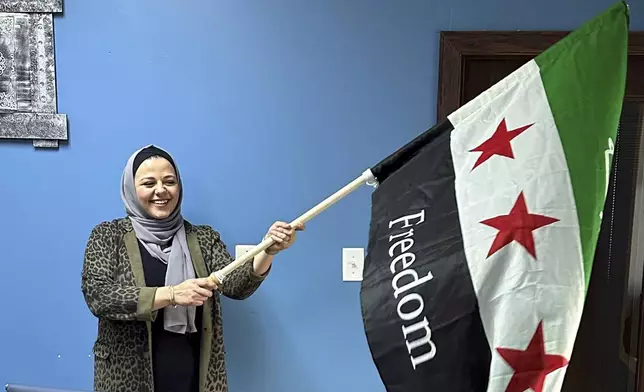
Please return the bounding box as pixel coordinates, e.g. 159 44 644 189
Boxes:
171 278 218 307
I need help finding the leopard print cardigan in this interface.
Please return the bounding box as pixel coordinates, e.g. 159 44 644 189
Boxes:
81 218 268 392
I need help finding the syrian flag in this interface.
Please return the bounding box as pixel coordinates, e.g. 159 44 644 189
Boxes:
359 2 629 391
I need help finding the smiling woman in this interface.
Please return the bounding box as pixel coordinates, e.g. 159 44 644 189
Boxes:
80 145 304 392
133 152 180 220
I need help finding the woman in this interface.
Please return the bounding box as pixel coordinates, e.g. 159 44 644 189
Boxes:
81 145 303 392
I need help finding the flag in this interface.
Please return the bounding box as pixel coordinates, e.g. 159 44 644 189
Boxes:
359 2 629 391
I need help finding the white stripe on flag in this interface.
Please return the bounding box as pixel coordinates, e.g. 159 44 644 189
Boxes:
448 60 585 391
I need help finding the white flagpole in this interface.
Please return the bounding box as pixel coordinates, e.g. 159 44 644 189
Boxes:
209 169 377 286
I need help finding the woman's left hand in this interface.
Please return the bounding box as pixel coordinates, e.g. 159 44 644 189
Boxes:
264 221 305 255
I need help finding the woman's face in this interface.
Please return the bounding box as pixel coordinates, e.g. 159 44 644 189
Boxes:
134 157 180 219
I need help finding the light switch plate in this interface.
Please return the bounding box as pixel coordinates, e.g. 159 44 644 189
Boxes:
235 245 255 259
343 248 364 281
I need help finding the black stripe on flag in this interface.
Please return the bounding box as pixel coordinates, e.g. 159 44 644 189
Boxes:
360 120 492 392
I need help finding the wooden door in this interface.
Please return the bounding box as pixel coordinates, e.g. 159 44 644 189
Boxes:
437 31 644 392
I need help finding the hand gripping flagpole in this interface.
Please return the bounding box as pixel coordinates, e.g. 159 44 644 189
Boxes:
208 168 379 286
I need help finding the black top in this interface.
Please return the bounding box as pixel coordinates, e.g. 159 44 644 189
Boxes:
139 241 203 392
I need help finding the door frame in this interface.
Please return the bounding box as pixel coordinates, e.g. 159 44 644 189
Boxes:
437 31 644 121
436 30 644 390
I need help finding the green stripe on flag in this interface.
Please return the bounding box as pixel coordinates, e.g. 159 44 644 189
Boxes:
535 1 629 290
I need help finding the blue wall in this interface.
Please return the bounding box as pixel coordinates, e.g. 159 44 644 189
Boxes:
1 0 642 391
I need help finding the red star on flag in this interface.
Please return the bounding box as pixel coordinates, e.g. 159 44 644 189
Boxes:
469 118 534 171
496 321 568 392
480 192 559 259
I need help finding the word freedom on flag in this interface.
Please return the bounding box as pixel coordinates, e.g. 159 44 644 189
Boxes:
387 209 436 369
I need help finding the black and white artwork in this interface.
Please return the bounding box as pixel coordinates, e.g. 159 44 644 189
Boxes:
0 13 57 113
0 0 66 148
0 0 62 13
